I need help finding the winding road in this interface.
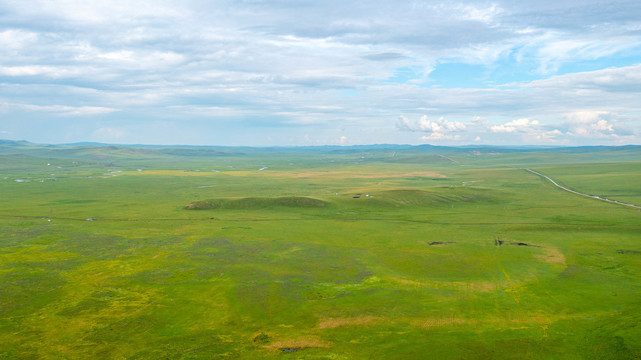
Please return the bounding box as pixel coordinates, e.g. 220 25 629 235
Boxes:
525 168 641 210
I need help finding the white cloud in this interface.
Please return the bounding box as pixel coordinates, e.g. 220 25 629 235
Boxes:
15 0 186 26
490 118 539 133
421 133 461 141
0 0 640 145
397 115 466 132
524 64 641 91
563 111 629 138
5 103 117 117
398 115 468 143
92 127 126 140
0 65 85 78
0 30 38 49
531 36 637 74
457 3 503 23
534 129 563 142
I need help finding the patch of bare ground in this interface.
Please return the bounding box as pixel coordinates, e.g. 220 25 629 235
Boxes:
263 335 331 351
535 246 566 266
318 316 383 329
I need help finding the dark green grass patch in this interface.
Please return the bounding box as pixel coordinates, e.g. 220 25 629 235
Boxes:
365 187 506 207
184 196 328 210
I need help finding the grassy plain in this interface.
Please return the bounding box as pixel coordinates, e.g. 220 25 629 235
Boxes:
1 142 640 359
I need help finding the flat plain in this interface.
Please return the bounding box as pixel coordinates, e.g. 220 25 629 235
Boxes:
1 141 640 359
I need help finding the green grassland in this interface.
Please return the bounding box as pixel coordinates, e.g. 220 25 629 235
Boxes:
1 142 640 359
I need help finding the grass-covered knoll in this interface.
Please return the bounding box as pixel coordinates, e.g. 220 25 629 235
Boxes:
185 196 328 210
184 187 503 212
364 187 503 207
1 142 641 359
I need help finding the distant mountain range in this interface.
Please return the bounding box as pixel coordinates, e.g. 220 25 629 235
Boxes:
2 139 640 168
2 138 640 152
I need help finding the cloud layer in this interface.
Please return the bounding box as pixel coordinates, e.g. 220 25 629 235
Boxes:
0 0 640 145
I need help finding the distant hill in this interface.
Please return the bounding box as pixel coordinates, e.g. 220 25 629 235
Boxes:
0 139 37 147
1 139 639 166
63 142 110 146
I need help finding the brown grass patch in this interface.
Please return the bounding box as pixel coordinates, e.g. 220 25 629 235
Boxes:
389 277 498 292
294 171 343 178
535 246 566 265
128 170 220 176
275 171 445 179
412 317 473 328
264 335 330 350
318 316 382 329
392 277 424 287
349 171 445 179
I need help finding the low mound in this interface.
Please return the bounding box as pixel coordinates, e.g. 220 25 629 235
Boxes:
362 187 501 207
185 196 328 210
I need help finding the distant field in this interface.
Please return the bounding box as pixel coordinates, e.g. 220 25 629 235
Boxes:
1 143 640 359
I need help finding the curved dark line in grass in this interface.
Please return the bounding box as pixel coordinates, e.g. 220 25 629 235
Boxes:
525 168 641 210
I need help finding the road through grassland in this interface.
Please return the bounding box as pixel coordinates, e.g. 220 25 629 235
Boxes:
525 168 641 210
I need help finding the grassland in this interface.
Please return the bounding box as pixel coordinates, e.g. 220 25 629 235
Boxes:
1 142 640 359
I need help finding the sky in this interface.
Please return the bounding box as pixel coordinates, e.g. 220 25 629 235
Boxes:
1 0 640 146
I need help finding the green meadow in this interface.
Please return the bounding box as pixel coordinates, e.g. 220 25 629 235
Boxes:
1 142 640 359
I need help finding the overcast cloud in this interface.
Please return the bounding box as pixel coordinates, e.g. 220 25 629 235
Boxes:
0 0 640 145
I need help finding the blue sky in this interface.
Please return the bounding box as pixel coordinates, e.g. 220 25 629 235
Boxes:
1 0 640 146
